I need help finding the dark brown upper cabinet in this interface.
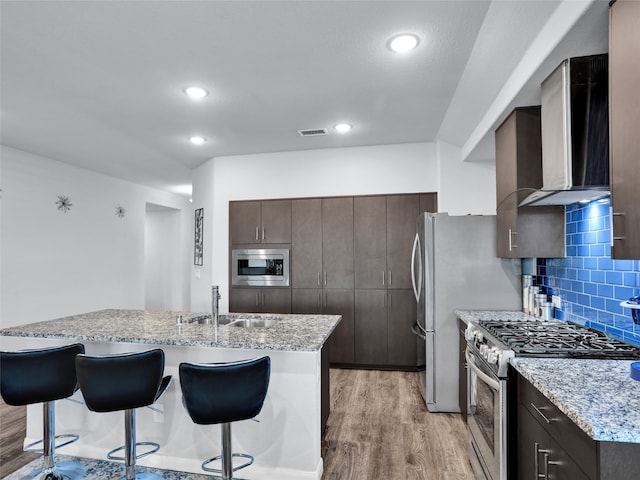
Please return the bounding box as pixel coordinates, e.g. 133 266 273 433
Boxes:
229 199 291 244
495 107 565 258
609 0 640 259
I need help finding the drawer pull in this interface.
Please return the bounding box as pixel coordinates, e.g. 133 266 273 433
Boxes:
531 402 552 424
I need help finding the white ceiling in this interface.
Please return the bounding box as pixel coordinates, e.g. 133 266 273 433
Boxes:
0 1 609 196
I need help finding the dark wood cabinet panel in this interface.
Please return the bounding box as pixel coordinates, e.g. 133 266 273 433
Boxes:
229 288 291 313
354 196 387 289
291 199 323 288
291 288 323 314
291 288 354 364
609 0 640 259
386 195 420 289
262 288 291 313
354 289 387 365
229 201 262 244
386 290 417 366
322 197 354 289
229 287 261 312
261 199 291 243
419 193 437 214
229 199 291 244
495 107 565 258
324 289 355 364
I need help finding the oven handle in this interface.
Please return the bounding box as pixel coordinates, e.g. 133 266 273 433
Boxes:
465 348 500 392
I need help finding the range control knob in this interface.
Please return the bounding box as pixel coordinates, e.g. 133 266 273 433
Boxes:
486 347 500 365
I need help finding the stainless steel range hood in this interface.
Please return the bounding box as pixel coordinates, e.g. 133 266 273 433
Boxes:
519 55 610 207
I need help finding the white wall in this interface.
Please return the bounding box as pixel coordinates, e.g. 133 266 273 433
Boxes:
192 142 440 312
437 140 497 215
0 145 192 328
144 205 183 311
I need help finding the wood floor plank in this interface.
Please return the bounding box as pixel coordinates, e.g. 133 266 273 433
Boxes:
322 368 475 480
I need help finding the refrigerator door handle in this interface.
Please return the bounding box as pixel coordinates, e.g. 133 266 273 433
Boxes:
411 233 422 302
411 323 426 340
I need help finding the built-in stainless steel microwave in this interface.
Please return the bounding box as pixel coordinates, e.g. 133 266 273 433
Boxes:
231 248 290 287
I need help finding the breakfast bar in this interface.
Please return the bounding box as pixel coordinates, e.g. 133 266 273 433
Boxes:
0 309 341 480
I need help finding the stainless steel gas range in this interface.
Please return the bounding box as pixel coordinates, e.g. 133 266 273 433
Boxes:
464 317 640 480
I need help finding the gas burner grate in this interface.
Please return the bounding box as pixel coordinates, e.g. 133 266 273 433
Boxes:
478 319 640 359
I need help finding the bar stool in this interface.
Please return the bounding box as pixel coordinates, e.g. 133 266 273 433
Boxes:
179 356 270 480
75 349 172 480
0 343 86 480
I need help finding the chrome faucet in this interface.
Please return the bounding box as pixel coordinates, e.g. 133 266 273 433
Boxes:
211 285 221 327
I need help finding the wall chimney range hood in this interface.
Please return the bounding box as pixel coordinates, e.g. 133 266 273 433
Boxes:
519 55 610 207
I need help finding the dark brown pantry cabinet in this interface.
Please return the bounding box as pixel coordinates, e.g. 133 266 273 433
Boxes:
232 192 436 369
516 371 640 480
495 107 565 258
609 0 640 259
229 199 292 244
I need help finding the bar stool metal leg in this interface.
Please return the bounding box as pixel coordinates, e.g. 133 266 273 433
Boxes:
21 401 86 480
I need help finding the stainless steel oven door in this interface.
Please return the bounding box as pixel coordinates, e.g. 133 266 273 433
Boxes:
466 347 507 480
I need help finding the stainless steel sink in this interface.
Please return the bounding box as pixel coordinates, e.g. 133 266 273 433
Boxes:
228 318 279 328
183 313 280 327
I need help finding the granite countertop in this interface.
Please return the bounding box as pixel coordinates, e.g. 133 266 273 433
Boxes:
512 358 640 443
455 309 640 444
455 309 535 323
0 309 341 352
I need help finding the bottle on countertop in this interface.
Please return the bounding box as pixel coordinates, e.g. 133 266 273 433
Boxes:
522 275 533 314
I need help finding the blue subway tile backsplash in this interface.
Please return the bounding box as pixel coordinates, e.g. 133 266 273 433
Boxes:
536 198 640 347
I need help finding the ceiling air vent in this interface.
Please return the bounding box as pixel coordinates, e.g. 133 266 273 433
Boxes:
297 128 328 137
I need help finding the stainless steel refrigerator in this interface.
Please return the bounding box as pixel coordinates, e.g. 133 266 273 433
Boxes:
411 213 521 412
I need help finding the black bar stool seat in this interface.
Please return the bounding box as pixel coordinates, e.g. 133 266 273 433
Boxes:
179 356 270 480
75 349 171 480
1 343 86 480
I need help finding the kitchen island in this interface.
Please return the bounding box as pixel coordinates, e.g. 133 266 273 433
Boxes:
0 309 341 480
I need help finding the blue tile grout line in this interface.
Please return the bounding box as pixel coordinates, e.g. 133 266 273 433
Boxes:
536 198 640 347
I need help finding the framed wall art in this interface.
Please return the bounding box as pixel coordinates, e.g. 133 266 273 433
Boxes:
194 208 203 266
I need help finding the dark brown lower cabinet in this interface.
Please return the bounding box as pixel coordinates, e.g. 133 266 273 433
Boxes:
292 288 354 364
516 371 640 480
229 288 291 314
354 289 416 368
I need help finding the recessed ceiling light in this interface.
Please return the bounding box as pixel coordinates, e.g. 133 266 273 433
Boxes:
388 34 420 53
184 86 208 99
334 123 352 133
189 136 206 145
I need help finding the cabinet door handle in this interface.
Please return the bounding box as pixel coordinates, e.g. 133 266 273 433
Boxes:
610 207 625 244
255 292 260 307
255 226 260 241
382 271 385 285
530 402 552 424
545 454 560 480
508 228 518 251
262 227 265 241
534 442 543 480
317 271 321 286
389 271 392 286
324 271 327 286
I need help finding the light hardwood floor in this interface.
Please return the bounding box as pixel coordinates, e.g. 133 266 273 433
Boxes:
0 401 38 478
0 369 474 479
322 369 474 480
